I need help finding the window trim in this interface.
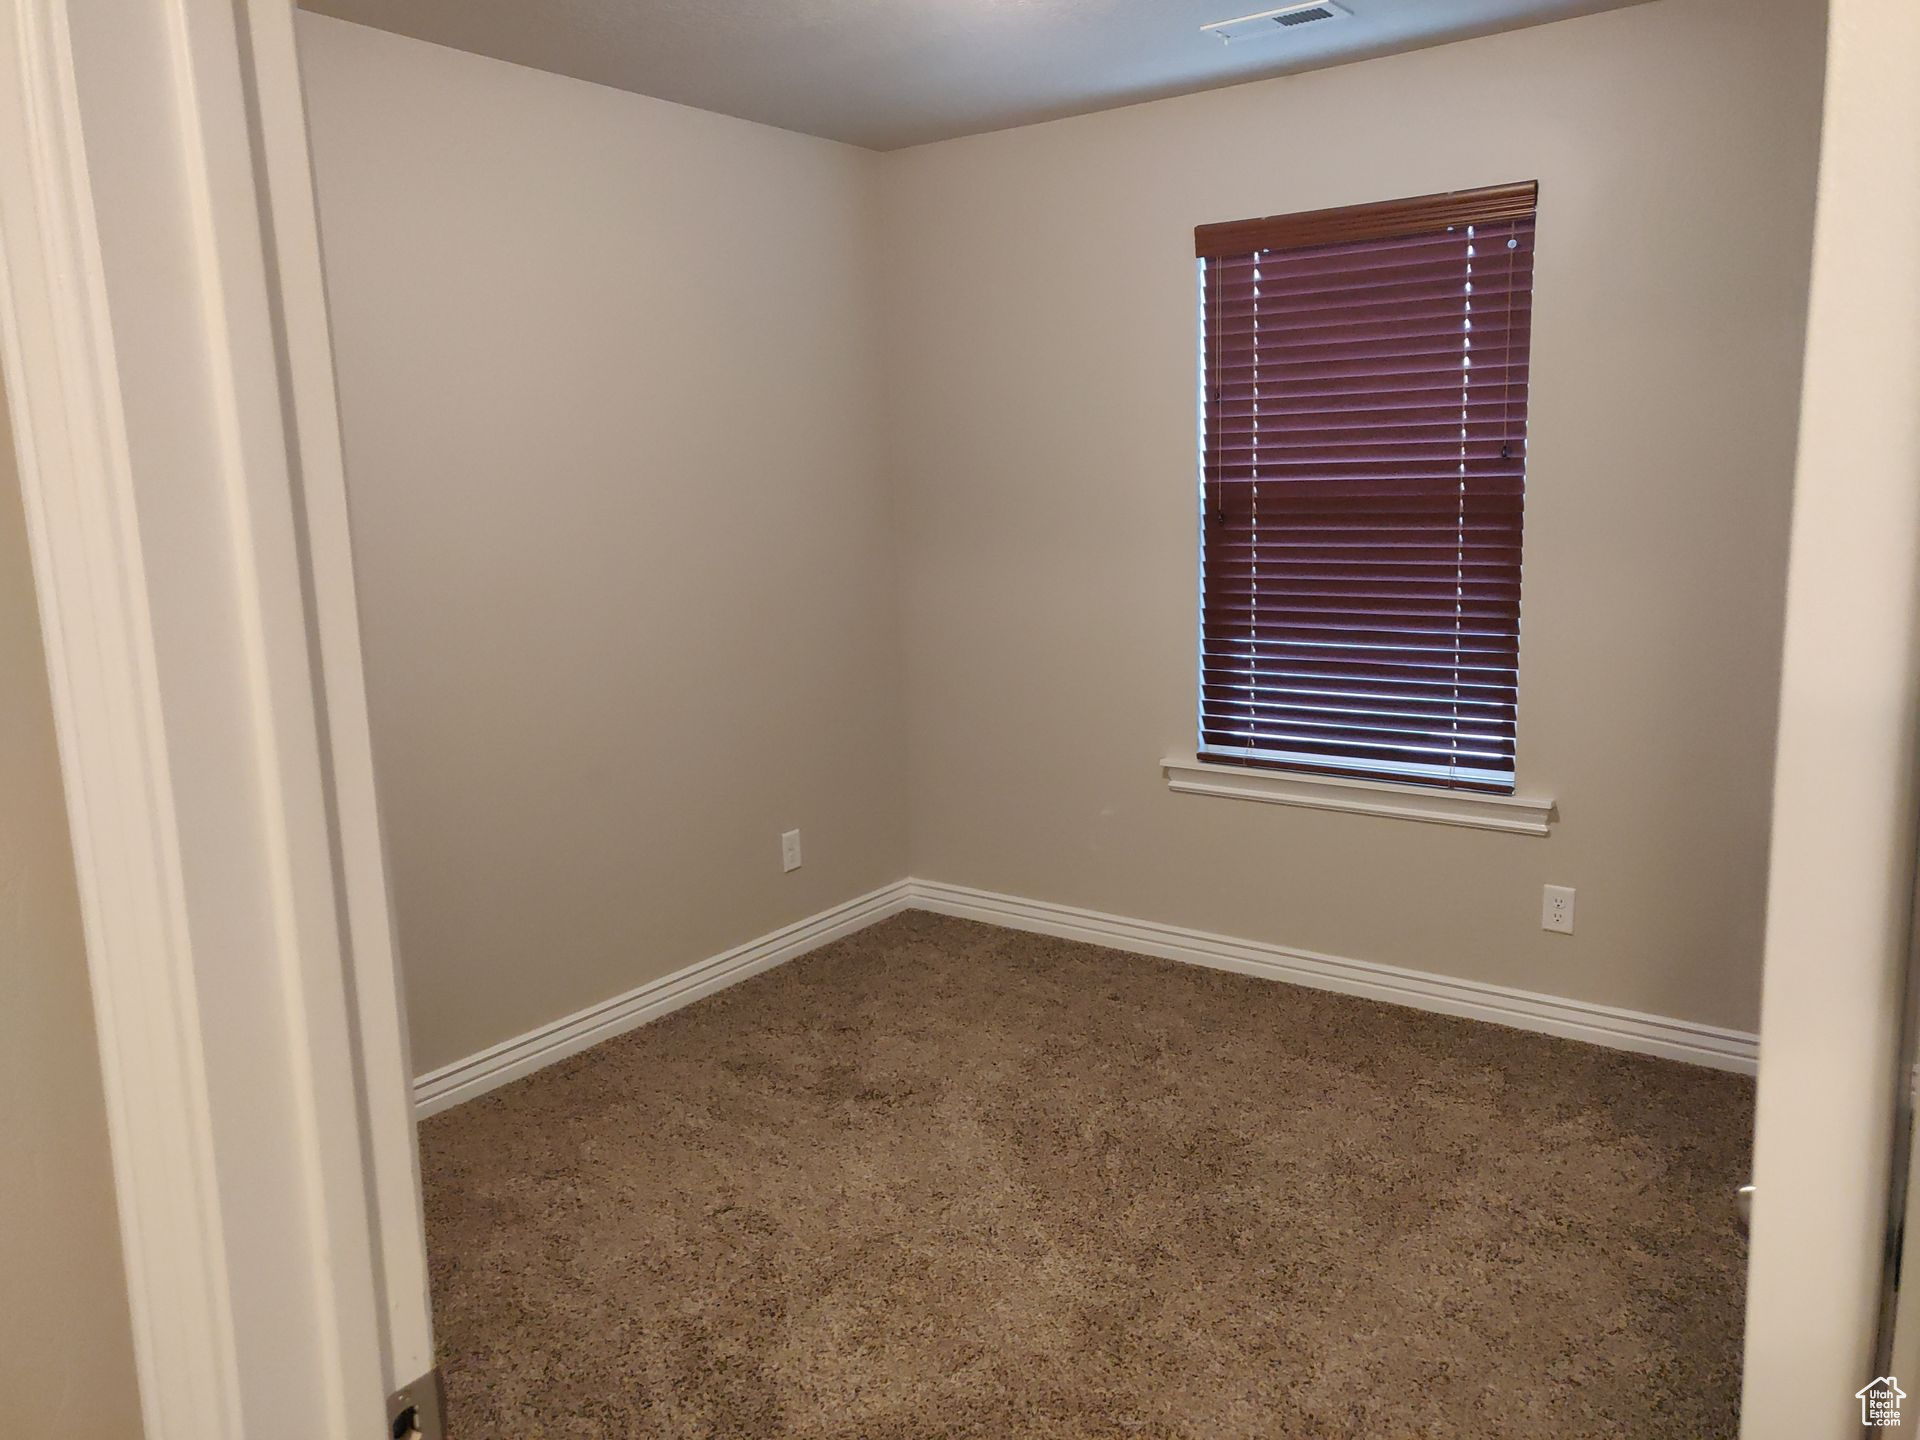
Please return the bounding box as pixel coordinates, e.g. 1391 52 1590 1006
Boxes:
1162 753 1556 836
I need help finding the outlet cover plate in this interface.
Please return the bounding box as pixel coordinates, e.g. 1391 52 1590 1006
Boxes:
1542 884 1575 935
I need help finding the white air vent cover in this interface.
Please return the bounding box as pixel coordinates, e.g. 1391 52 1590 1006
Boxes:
1202 1 1352 43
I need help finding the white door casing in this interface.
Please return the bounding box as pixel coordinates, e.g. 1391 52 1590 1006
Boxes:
1741 0 1920 1435
0 0 431 1434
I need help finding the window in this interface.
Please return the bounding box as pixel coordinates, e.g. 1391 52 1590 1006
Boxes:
1196 182 1538 795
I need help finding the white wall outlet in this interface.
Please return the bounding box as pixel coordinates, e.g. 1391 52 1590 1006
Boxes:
781 829 802 873
1542 884 1575 935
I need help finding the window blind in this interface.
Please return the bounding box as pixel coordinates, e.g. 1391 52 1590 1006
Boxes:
1196 182 1538 794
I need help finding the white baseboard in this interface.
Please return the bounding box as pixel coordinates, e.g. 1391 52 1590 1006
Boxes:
411 880 915 1117
909 880 1759 1076
415 875 1757 1117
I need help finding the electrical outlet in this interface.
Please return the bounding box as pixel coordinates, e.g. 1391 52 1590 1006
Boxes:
1542 884 1575 935
781 829 802 873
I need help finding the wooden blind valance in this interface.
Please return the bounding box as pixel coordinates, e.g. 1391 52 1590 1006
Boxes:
1195 181 1538 258
1197 182 1539 793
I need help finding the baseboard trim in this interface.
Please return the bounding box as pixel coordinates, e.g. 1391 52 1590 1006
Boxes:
908 880 1759 1076
906 887 1758 1075
415 875 1757 1116
412 880 915 1117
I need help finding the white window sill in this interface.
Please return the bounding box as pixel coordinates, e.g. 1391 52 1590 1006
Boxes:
1161 754 1556 837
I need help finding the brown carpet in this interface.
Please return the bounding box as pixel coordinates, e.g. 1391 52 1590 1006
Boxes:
420 911 1753 1439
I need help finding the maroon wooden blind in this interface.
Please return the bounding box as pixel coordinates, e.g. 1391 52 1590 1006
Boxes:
1197 183 1538 793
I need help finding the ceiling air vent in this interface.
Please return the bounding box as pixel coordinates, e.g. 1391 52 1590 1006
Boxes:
1202 1 1351 43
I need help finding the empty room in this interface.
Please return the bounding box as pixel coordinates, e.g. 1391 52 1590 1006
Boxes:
9 0 1920 1438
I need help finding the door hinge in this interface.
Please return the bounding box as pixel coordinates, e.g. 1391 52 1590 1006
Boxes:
387 1367 444 1440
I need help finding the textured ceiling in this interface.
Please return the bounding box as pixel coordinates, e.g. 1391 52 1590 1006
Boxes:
297 0 1647 151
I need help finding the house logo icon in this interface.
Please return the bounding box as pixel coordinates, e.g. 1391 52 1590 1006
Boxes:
1859 1376 1907 1426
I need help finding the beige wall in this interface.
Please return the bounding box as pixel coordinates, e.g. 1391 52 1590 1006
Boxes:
0 383 142 1429
298 14 908 1074
878 0 1824 1034
302 0 1823 1072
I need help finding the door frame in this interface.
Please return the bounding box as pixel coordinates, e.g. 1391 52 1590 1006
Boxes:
1740 2 1920 1434
0 0 428 1435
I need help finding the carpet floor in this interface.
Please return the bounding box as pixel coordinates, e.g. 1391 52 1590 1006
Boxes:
420 911 1753 1438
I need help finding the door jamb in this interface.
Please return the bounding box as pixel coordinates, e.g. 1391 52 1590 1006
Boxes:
0 0 428 1433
